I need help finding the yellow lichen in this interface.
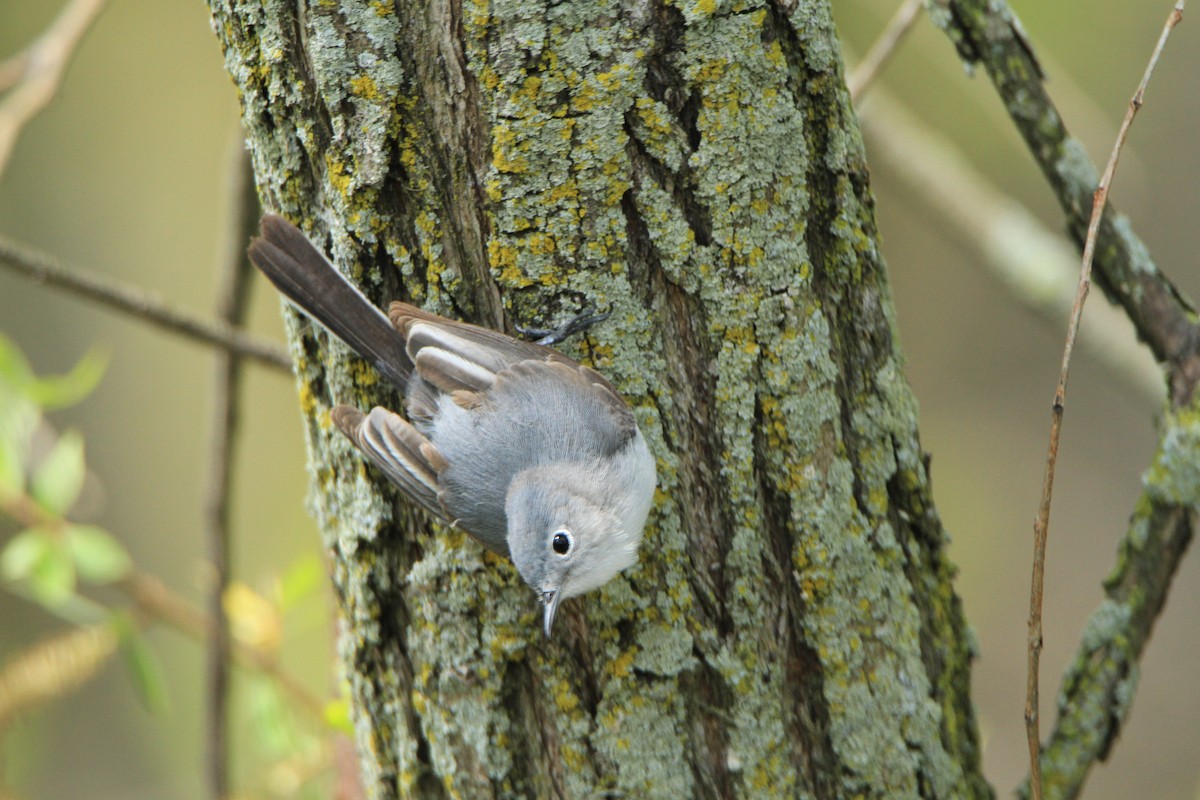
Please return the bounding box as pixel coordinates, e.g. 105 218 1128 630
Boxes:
350 74 379 100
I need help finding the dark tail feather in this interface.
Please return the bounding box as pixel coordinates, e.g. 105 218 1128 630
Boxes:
249 214 413 389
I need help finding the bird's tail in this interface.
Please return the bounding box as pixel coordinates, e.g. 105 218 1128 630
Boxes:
248 214 413 389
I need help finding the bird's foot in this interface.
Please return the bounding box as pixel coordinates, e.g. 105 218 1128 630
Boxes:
516 306 612 346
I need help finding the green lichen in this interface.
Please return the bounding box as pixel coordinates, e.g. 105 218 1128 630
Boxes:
1053 138 1099 204
213 0 985 793
592 680 693 798
1143 407 1200 506
1110 213 1158 279
1031 397 1200 798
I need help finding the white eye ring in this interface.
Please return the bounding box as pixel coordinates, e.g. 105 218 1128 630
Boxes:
551 529 572 556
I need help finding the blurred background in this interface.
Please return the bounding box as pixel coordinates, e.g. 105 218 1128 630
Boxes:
0 1 1196 797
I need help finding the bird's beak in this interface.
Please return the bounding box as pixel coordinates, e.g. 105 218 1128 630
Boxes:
542 590 561 638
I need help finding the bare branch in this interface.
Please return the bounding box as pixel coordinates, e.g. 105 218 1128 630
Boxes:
0 234 292 372
848 0 923 102
0 0 106 176
856 90 1163 407
1025 4 1186 798
121 572 326 719
932 0 1197 401
204 138 260 800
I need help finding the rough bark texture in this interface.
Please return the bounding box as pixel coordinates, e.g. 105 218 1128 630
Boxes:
209 0 990 797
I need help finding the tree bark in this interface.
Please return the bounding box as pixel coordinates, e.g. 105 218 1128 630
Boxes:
209 0 990 797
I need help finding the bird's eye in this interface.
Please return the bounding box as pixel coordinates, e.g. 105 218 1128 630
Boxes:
551 530 571 556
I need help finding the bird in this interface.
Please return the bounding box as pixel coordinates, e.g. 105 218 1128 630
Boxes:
248 214 657 636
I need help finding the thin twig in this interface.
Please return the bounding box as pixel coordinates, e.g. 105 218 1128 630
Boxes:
1024 4 1184 797
0 0 106 176
0 234 292 372
848 0 923 102
205 138 260 800
120 572 327 719
1 489 325 722
856 89 1163 407
937 0 1195 395
0 623 117 723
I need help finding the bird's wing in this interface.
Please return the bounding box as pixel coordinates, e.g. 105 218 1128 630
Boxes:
485 359 639 456
391 304 638 453
389 302 623 395
331 405 453 524
391 303 566 367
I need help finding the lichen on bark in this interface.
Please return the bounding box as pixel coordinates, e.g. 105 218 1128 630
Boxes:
208 0 990 796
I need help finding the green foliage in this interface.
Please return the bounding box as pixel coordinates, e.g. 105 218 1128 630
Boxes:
66 524 133 584
113 613 172 716
277 551 323 613
0 527 53 583
0 335 128 606
323 692 354 736
0 430 19 493
0 337 106 485
1 523 131 607
249 675 297 758
0 280 336 796
27 348 108 411
0 337 40 496
30 430 85 517
23 532 75 607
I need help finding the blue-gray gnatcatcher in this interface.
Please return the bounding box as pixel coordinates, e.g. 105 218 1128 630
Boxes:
249 215 657 636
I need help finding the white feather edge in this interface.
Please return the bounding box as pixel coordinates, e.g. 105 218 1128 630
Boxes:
407 321 506 375
413 345 497 391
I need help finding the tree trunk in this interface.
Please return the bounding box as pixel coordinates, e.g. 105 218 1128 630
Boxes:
209 1 990 796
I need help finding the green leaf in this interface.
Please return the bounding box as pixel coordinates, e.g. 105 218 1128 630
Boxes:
1 527 76 606
0 372 39 475
115 618 171 716
249 676 296 757
0 340 103 499
30 429 85 516
0 334 34 394
30 348 108 410
323 695 354 735
29 539 76 606
278 552 323 612
0 432 22 493
1 527 53 582
66 524 132 584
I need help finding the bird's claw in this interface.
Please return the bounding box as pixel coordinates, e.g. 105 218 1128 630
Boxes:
517 306 612 346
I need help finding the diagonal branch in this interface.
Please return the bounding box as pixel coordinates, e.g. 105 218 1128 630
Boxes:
932 0 1199 405
1025 7 1185 797
855 89 1163 407
847 0 924 102
120 571 327 719
0 0 107 176
0 234 291 372
1032 409 1197 799
930 2 1198 798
